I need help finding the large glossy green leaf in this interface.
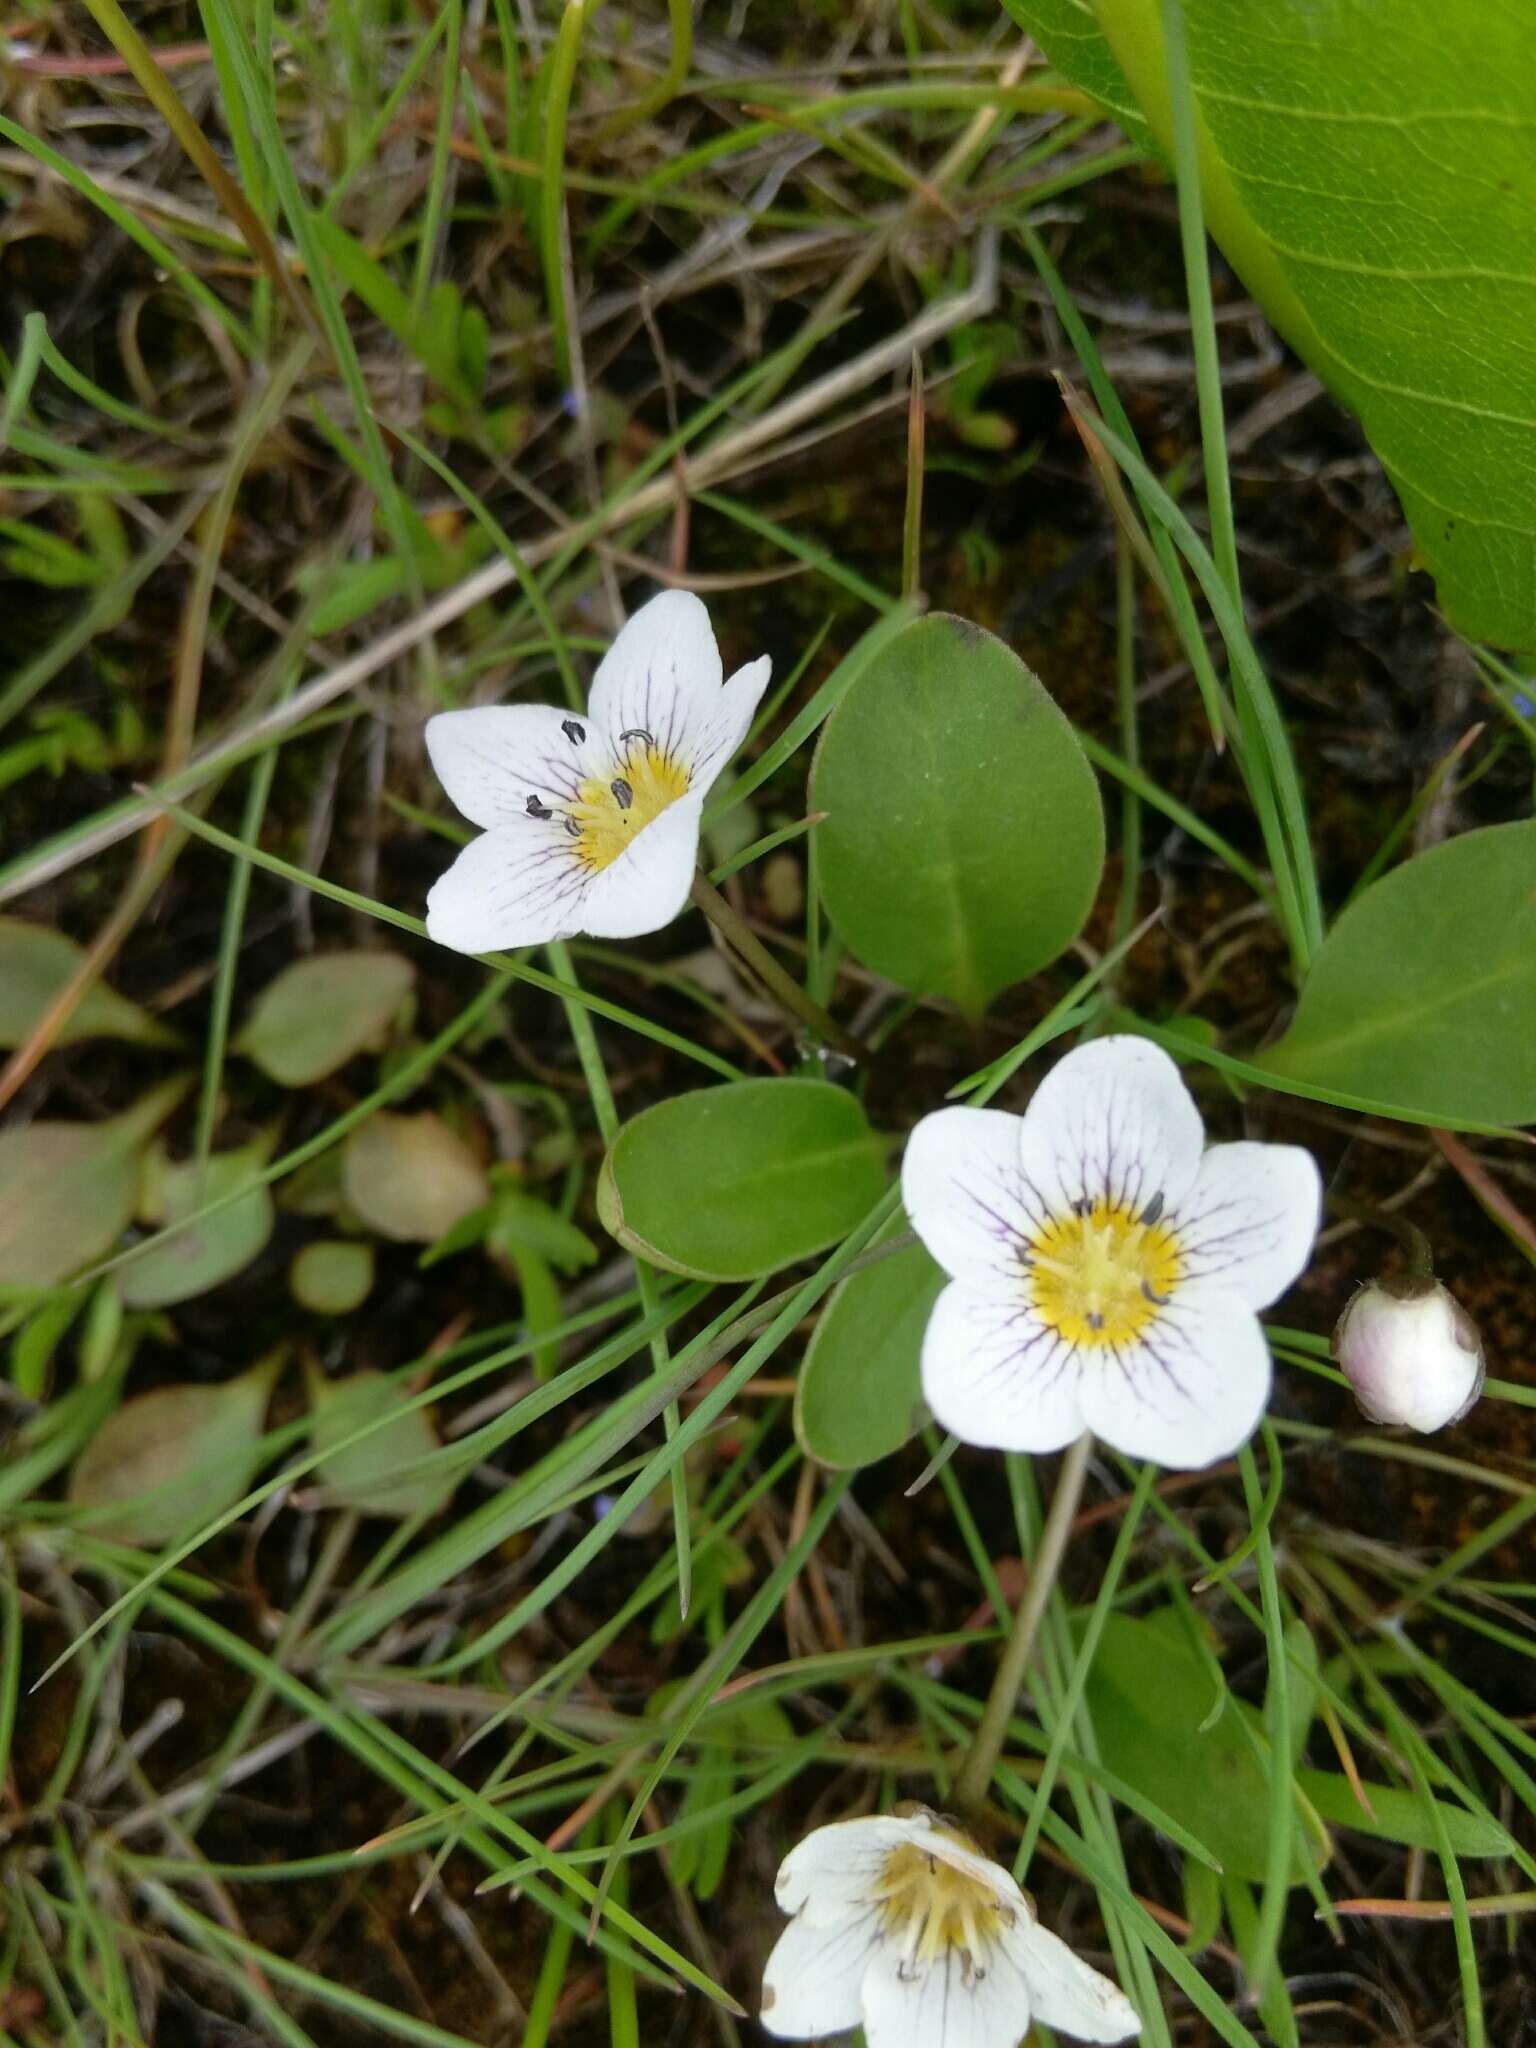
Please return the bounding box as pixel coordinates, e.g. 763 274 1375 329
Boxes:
1258 823 1536 1126
597 1079 888 1281
0 1078 188 1288
0 918 180 1051
795 1234 943 1470
234 949 415 1086
810 614 1103 1015
1085 1610 1327 1885
67 1354 280 1547
121 1136 277 1308
1007 0 1536 647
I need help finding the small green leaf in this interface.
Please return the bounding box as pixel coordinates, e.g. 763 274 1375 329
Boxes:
0 918 180 1051
306 1367 456 1521
795 1233 943 1470
0 1078 189 1288
1085 1610 1328 1886
235 950 415 1087
810 614 1103 1014
290 1239 375 1315
120 1137 276 1309
1297 1769 1516 1860
597 1079 887 1281
1259 823 1536 1126
67 1354 280 1547
342 1112 489 1243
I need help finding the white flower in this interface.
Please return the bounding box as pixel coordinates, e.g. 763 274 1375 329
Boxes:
761 1809 1139 2047
902 1036 1321 1470
424 590 771 953
1333 1277 1485 1432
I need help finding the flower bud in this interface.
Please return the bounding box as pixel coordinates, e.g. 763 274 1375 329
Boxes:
1333 1277 1485 1432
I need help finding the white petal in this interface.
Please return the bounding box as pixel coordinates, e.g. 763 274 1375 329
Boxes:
1018 1037 1205 1223
921 1280 1086 1454
902 1107 1042 1286
1170 1141 1321 1309
1003 1919 1140 2045
425 704 594 830
424 822 589 954
586 589 722 757
861 1943 1032 2048
1077 1282 1271 1469
578 790 703 939
776 1817 926 1925
688 653 773 789
761 1907 879 2040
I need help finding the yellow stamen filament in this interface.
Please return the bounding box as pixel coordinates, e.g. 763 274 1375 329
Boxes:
1027 1198 1182 1347
873 1836 1009 1979
567 743 691 873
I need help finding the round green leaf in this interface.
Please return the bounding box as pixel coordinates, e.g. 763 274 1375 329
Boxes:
810 614 1103 1015
120 1137 276 1309
596 1079 887 1281
291 1239 375 1314
0 1078 188 1288
1259 822 1536 1126
795 1235 943 1470
306 1368 455 1520
67 1355 280 1547
0 917 181 1052
342 1112 489 1244
234 949 415 1086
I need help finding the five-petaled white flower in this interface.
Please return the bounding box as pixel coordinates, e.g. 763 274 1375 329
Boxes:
761 1809 1139 2047
902 1036 1321 1469
424 590 771 953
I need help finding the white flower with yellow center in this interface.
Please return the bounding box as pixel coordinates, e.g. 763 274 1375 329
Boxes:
424 590 771 953
761 1810 1139 2046
903 1036 1321 1469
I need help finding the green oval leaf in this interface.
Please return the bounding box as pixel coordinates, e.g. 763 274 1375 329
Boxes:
291 1239 375 1314
597 1079 887 1281
235 949 415 1086
67 1355 280 1547
306 1368 456 1521
795 1234 943 1470
0 917 180 1051
810 614 1103 1014
341 1112 489 1244
1258 823 1536 1126
121 1136 277 1308
1011 0 1536 647
0 1078 189 1289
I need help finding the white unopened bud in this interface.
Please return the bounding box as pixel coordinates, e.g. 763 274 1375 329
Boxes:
1333 1278 1485 1432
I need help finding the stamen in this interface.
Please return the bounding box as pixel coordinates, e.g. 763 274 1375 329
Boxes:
526 794 552 820
1141 1279 1169 1305
618 726 654 747
564 816 581 838
561 719 586 745
610 777 634 810
1025 1197 1184 1348
1140 1190 1165 1226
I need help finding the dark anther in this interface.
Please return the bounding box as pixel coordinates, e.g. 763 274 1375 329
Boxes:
610 777 634 809
1139 1190 1165 1226
618 726 654 748
564 816 581 838
525 794 552 819
1072 1196 1091 1217
561 719 585 745
1141 1280 1169 1306
1087 1311 1105 1331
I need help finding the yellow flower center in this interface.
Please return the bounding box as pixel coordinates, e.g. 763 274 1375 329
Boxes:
567 742 691 873
1027 1198 1183 1347
873 1833 1010 1975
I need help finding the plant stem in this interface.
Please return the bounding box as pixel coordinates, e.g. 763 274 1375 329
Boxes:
688 868 869 1063
952 1432 1093 1818
1325 1191 1434 1280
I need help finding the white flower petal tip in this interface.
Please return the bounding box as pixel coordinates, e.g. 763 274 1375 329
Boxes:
762 1810 1138 2046
902 1035 1322 1470
421 591 769 954
1334 1277 1485 1432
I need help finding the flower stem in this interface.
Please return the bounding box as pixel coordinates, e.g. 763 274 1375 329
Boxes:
688 868 869 1063
1326 1191 1435 1281
952 1433 1093 1819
